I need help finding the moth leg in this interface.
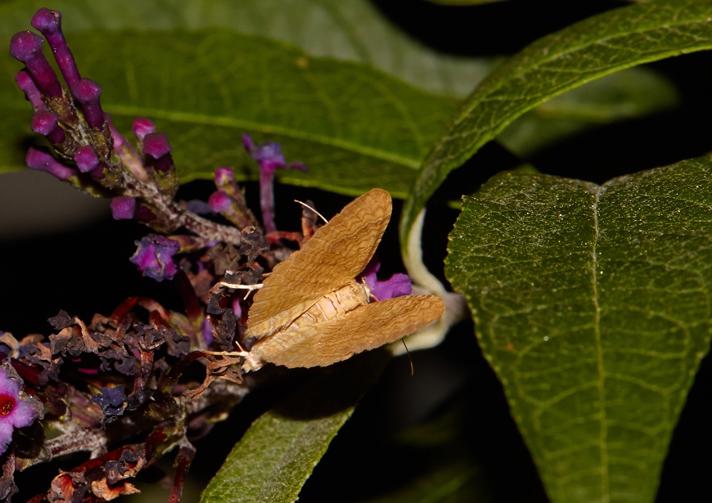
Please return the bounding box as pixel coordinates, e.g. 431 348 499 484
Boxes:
214 280 264 300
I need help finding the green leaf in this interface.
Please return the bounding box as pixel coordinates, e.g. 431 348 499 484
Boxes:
445 157 712 502
499 68 679 156
0 30 457 194
401 0 712 256
201 353 388 503
0 0 492 98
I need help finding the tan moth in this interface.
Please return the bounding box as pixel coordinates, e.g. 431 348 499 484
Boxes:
235 188 444 371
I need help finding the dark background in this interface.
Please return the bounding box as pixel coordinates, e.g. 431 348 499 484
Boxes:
2 1 711 501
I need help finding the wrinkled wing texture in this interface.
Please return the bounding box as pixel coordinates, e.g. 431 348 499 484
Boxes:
252 295 445 368
247 188 392 338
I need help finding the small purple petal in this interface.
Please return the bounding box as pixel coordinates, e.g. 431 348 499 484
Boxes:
0 424 12 455
201 318 213 346
143 133 171 159
130 235 180 282
214 166 234 186
111 197 136 220
31 9 82 93
9 31 62 97
132 118 155 141
75 79 104 129
362 261 412 300
26 147 75 180
232 298 242 318
73 145 99 173
208 191 231 213
15 70 45 111
7 400 36 429
370 273 412 301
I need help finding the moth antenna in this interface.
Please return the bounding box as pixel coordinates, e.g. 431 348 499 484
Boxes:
401 338 415 376
215 281 263 300
294 199 328 224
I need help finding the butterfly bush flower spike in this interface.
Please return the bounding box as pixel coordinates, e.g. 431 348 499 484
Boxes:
243 134 306 233
130 235 180 281
0 368 38 455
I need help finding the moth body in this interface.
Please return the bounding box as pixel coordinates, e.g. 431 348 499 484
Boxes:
242 281 369 372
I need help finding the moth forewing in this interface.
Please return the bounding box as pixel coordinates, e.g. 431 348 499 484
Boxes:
246 188 391 336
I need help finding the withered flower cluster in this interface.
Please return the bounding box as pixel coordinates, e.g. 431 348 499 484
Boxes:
2 8 318 501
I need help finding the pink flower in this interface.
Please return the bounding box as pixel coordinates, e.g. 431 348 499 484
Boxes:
0 368 38 455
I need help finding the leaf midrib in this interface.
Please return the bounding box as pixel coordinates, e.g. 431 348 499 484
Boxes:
103 104 422 169
590 185 609 502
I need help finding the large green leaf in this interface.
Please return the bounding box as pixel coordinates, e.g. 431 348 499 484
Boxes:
446 157 712 502
499 68 678 157
0 0 491 98
0 30 457 194
401 0 712 258
201 353 387 503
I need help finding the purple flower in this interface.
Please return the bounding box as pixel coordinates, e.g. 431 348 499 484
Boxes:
0 368 38 455
243 134 306 233
362 261 412 301
111 196 136 220
130 235 180 282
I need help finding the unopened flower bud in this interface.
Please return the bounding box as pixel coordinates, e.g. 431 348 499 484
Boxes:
73 145 99 173
208 191 231 213
15 70 45 111
143 133 171 159
111 197 136 220
26 147 75 180
132 118 155 141
75 79 104 129
31 8 82 93
9 31 62 97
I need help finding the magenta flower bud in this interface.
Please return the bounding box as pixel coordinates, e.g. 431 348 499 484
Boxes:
32 110 65 144
143 133 171 159
208 190 231 213
0 368 39 456
75 79 104 129
214 166 234 186
73 145 99 173
31 110 56 134
15 70 45 111
9 31 62 97
31 9 81 93
130 235 180 282
26 147 75 180
132 118 155 141
111 196 136 220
